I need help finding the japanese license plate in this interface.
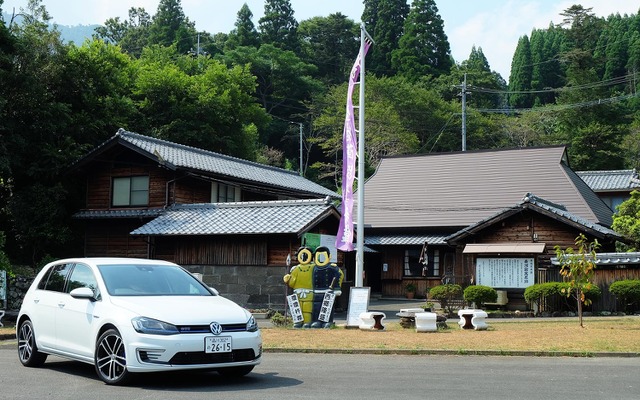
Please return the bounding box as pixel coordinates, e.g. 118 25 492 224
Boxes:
205 336 232 353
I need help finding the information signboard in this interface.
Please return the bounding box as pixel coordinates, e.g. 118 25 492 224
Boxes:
476 258 535 288
346 286 370 326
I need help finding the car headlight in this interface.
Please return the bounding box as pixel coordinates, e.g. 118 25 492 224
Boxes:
131 317 179 335
246 315 259 332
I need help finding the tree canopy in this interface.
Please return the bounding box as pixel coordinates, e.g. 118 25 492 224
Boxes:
2 0 640 265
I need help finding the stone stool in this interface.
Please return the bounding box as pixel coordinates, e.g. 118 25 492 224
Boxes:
358 311 386 330
415 312 438 332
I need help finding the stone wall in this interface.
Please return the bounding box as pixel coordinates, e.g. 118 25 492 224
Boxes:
1 266 294 315
3 275 34 312
183 264 291 311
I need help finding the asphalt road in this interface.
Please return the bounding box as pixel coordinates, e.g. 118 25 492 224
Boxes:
1 347 639 399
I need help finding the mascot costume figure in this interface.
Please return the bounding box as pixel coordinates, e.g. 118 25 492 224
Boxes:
311 246 344 328
283 247 315 328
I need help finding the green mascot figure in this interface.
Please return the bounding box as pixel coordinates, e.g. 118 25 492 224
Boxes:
283 247 315 328
311 246 344 328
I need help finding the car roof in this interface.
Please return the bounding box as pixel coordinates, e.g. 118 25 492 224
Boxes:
45 257 178 267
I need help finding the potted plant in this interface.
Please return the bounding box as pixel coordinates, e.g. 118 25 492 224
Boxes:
405 282 416 299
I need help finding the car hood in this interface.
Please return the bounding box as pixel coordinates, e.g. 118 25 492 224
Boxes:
108 295 250 325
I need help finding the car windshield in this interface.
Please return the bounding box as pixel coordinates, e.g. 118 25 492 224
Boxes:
98 264 213 296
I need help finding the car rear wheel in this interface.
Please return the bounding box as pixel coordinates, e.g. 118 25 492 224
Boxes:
17 319 48 367
94 328 130 385
217 365 255 378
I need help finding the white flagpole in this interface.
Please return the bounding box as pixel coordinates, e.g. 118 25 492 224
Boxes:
356 24 372 287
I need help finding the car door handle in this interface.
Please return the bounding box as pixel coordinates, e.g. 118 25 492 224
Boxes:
58 303 66 308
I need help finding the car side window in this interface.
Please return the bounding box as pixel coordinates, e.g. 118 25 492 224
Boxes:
39 263 73 292
67 263 100 300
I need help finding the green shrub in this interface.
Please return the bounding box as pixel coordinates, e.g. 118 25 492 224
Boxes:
524 282 560 305
463 285 497 307
429 284 462 314
270 311 293 327
609 279 640 312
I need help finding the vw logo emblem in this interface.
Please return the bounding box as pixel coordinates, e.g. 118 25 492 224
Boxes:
209 322 222 335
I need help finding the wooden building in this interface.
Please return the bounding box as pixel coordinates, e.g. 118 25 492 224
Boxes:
359 146 631 311
70 129 341 309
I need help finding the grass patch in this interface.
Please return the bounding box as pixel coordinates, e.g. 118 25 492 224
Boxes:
261 317 640 353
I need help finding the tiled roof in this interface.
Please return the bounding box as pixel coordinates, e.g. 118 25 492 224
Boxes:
446 193 624 243
362 146 614 229
551 252 640 266
130 198 339 236
73 209 164 219
77 129 338 199
365 233 450 246
576 169 640 192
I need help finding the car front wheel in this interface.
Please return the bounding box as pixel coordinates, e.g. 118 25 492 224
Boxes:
17 319 48 367
94 328 130 385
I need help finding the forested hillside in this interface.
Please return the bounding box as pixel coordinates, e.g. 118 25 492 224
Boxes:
1 0 639 266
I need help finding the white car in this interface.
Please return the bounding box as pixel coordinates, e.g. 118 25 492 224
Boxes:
17 257 262 385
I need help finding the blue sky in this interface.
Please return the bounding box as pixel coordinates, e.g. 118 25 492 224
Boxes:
2 0 639 80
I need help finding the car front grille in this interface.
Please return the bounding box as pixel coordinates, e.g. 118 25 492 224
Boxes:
168 349 257 365
177 323 247 334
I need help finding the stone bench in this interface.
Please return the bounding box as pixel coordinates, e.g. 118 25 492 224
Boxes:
457 309 488 330
415 312 438 332
358 311 386 330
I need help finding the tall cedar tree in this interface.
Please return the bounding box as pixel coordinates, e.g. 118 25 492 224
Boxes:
147 0 196 54
462 46 505 109
258 0 299 52
362 0 409 75
226 3 260 49
391 0 452 80
508 35 533 108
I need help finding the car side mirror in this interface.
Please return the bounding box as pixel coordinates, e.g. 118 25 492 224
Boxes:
70 287 96 301
208 287 219 296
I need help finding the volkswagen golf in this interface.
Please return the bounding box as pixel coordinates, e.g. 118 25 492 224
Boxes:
17 257 262 385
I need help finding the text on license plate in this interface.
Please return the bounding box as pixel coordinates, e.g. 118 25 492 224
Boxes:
205 336 232 353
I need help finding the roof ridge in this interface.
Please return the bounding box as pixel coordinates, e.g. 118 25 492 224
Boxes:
118 129 302 177
170 198 331 210
522 193 567 210
379 144 567 161
576 169 636 175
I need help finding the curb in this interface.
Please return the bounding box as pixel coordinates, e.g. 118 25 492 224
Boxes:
262 347 640 358
1 337 638 357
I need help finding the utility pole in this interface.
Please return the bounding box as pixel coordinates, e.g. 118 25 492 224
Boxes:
298 122 303 176
460 73 468 151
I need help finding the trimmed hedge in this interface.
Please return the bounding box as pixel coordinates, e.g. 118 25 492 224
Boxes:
609 279 640 312
463 285 497 307
428 284 462 314
524 282 602 313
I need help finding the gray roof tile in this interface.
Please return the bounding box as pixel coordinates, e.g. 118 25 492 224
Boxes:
73 209 164 219
80 129 338 199
130 198 338 236
576 169 640 192
365 234 449 246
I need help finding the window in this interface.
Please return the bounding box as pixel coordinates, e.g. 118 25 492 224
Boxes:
212 183 239 203
38 263 73 292
67 263 100 299
113 176 149 206
404 249 423 277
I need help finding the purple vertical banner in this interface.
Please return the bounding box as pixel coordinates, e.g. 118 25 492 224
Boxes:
336 40 371 252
